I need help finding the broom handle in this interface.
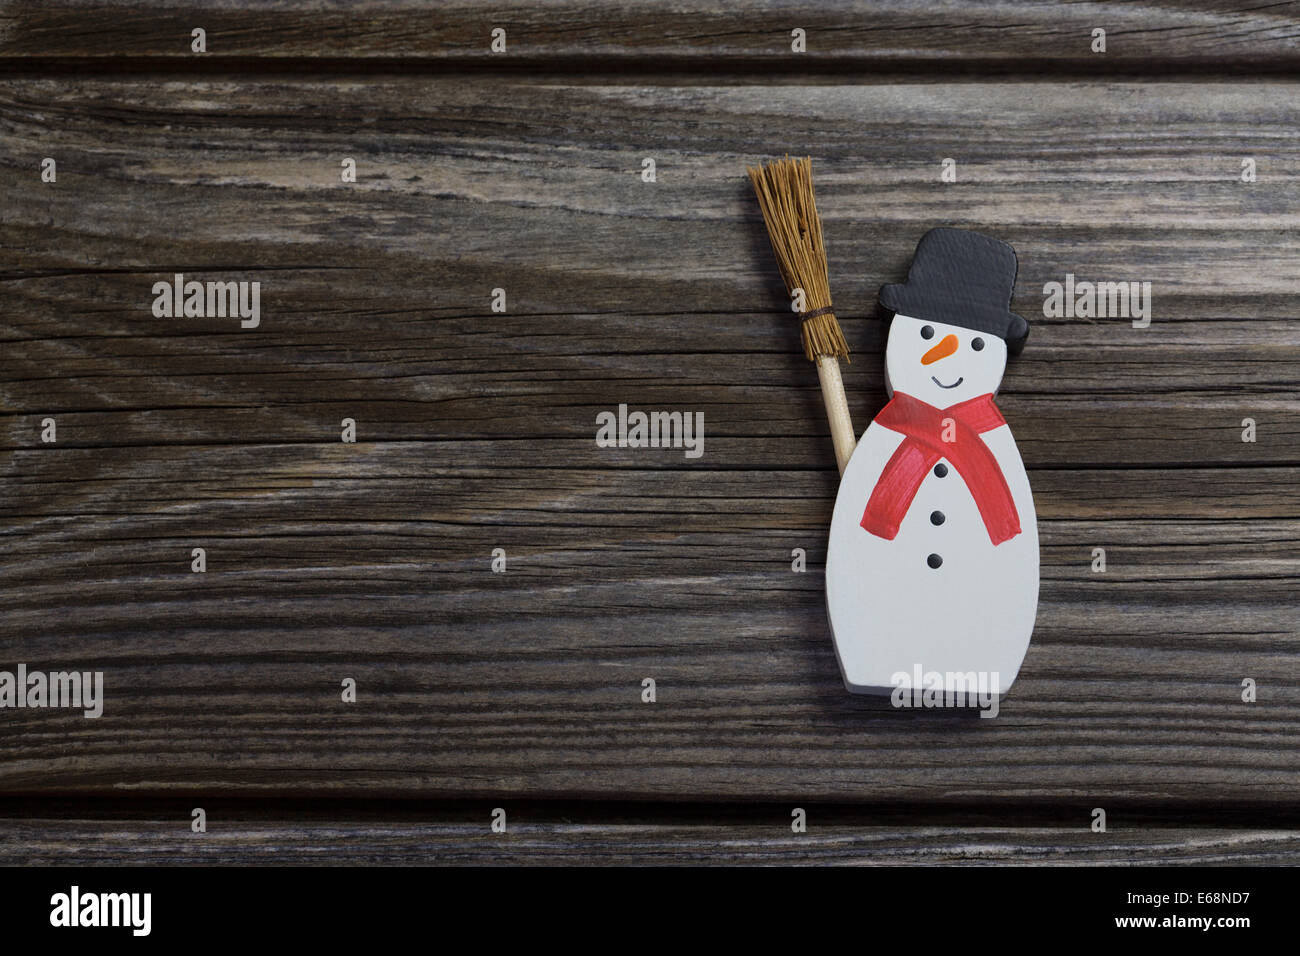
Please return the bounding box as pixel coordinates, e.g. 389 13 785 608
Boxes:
816 355 856 474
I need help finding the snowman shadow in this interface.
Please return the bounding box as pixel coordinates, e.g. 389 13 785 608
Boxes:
840 692 1000 723
790 596 999 722
806 651 1001 722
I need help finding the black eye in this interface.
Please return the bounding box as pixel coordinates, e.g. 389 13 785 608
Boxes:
972 337 985 351
921 325 935 340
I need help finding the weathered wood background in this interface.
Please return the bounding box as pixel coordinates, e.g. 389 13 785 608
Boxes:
1 0 1298 864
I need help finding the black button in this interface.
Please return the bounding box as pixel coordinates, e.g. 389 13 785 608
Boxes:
934 463 948 477
972 336 985 351
927 553 943 569
921 325 935 339
930 511 945 525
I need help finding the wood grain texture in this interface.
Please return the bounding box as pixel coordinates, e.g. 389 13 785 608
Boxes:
2 77 1296 815
4 797 1299 865
6 819 1299 865
2 0 1299 69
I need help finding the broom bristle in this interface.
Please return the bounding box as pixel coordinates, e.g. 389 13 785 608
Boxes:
747 156 849 363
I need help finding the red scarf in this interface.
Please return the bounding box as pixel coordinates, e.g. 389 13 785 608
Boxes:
860 392 1021 545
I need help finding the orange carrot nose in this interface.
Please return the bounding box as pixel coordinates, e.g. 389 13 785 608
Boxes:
921 334 958 365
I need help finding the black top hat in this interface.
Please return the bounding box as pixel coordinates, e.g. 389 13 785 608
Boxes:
879 227 1029 355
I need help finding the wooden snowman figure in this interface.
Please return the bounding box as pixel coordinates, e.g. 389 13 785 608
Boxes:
826 228 1038 700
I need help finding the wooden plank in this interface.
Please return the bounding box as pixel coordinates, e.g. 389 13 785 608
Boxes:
5 817 1299 865
3 79 1298 469
2 1 1299 68
1 77 1297 803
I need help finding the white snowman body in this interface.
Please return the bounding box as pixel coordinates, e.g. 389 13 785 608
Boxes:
825 313 1039 697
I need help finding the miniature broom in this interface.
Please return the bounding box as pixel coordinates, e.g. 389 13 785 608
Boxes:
748 157 855 473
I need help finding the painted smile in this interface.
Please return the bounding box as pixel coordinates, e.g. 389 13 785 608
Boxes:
931 375 964 389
